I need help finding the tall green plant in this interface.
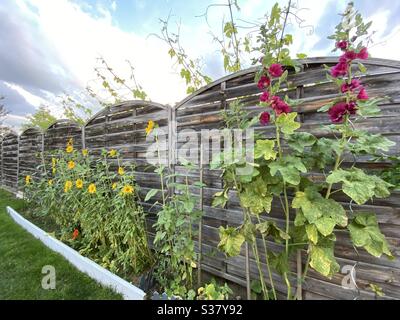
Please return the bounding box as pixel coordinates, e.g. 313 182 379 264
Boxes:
212 1 394 300
144 123 203 299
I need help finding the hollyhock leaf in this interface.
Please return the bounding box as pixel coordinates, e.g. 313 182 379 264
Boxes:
292 187 347 228
218 226 245 257
326 168 392 205
314 216 336 237
239 177 273 214
348 212 393 258
310 239 340 278
256 221 290 242
292 190 322 223
318 103 334 112
294 210 307 226
306 224 319 244
212 190 229 208
254 139 277 160
287 132 317 153
276 112 300 135
350 133 396 154
356 98 382 116
241 220 256 243
270 251 289 276
358 62 367 73
269 156 306 186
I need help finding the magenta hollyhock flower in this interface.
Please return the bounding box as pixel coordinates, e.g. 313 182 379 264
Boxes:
357 87 369 100
344 50 357 61
347 101 357 114
336 40 348 50
259 111 270 125
260 91 270 102
340 79 361 93
257 75 271 89
328 102 357 123
357 47 368 60
268 63 284 78
271 96 291 115
331 62 348 78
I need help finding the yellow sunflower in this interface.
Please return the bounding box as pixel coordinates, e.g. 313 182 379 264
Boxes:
145 120 155 136
76 179 84 189
64 180 73 193
52 168 56 175
82 149 88 156
68 160 75 170
66 145 74 153
25 175 31 185
88 183 96 194
108 149 117 157
118 167 125 176
52 157 57 166
48 180 53 186
121 185 134 195
112 182 118 190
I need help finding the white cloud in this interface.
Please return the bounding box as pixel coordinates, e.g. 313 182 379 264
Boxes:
111 1 116 12
4 82 47 108
17 0 189 107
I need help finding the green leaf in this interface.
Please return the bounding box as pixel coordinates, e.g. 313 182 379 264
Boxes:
305 224 319 244
270 251 289 276
350 133 396 154
254 139 277 160
309 238 340 278
144 189 159 202
275 112 300 135
268 156 306 185
317 103 333 112
358 62 367 73
239 177 273 214
314 216 336 237
292 187 347 228
326 168 392 205
348 212 393 258
218 226 245 257
251 280 262 294
256 220 290 242
212 189 229 208
287 132 317 153
356 97 383 116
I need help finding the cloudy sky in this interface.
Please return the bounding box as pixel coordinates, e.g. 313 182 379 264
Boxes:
1 0 399 130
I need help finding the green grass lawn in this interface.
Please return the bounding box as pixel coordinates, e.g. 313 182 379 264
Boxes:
0 188 122 300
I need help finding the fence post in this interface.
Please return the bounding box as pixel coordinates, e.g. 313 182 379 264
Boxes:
81 126 86 150
167 105 176 197
16 135 20 192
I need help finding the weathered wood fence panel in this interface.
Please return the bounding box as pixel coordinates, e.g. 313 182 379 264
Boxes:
84 100 169 219
18 128 43 180
0 57 399 300
1 132 19 191
44 120 82 155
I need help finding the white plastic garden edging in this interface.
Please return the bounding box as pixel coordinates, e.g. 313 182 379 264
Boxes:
7 206 146 300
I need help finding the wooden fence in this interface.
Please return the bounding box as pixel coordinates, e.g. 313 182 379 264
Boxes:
1 57 399 299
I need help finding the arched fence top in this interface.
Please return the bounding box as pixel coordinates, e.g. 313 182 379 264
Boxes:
1 131 18 142
45 119 81 131
174 56 400 110
20 127 42 137
85 100 169 127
